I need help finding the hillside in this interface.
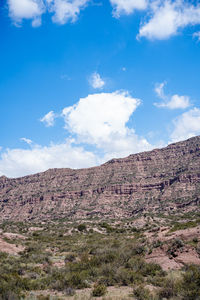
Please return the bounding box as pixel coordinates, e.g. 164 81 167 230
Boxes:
0 135 200 222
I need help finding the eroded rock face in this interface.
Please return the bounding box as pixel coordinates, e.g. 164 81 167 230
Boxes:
0 136 200 222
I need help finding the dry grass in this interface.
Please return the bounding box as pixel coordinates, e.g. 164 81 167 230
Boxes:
26 286 133 300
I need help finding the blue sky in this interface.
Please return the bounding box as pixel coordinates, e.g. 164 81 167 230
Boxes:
1 0 200 177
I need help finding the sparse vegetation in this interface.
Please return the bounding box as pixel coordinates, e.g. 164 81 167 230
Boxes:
92 284 107 297
133 285 152 300
170 219 200 232
1 215 200 299
77 224 87 232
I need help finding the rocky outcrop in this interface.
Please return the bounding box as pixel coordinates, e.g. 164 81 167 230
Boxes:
0 136 200 222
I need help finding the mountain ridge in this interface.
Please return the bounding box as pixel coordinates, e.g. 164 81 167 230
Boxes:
0 135 200 222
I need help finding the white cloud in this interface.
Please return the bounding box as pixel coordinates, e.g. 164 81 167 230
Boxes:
7 0 89 26
62 91 152 156
40 111 56 127
20 137 33 145
170 108 200 142
31 17 42 26
154 82 166 99
89 72 105 89
0 91 155 178
154 82 191 109
47 0 89 24
158 94 191 110
0 141 97 178
193 31 200 41
62 91 140 144
8 0 44 26
110 0 148 17
138 0 200 40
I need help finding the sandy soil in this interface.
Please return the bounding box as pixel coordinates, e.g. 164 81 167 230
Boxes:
3 232 26 240
0 236 24 255
145 225 200 270
27 286 134 300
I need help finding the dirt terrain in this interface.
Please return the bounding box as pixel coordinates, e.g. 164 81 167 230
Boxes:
0 236 24 255
1 136 200 299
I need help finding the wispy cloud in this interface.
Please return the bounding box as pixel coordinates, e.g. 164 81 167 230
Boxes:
193 31 200 42
154 82 191 110
89 72 105 89
20 137 33 145
110 0 148 17
40 111 56 127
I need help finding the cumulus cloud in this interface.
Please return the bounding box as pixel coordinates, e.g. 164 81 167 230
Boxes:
154 82 191 109
47 0 89 24
40 111 56 127
138 0 200 40
8 0 44 26
7 0 89 26
110 0 148 17
158 94 191 110
0 91 155 178
7 0 200 40
20 137 33 145
62 91 140 144
0 141 97 178
170 108 200 142
89 72 105 89
62 91 152 156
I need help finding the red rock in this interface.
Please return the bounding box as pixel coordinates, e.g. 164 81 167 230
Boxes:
0 136 200 222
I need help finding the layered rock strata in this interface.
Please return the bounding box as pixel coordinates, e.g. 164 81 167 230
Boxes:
0 136 200 222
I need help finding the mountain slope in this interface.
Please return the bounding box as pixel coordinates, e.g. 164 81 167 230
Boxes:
1 136 200 222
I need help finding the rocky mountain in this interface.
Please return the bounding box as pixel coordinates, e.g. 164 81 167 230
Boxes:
0 136 200 222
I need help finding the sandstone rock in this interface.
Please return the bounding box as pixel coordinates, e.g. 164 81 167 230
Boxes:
0 136 200 222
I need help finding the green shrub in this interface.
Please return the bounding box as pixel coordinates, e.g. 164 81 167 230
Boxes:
132 244 145 256
66 272 89 289
157 277 180 300
141 262 163 277
170 219 200 232
0 291 19 300
92 284 107 297
114 267 143 286
77 224 87 232
133 285 152 300
99 222 114 233
167 238 184 258
193 237 198 243
181 265 200 300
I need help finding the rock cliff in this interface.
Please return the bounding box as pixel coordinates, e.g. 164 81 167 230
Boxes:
1 136 200 222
